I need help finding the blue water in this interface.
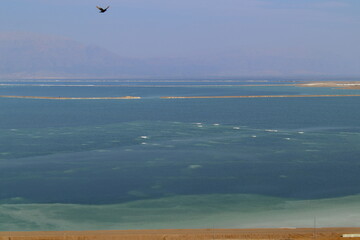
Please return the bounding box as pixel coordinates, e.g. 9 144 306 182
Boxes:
1 81 360 230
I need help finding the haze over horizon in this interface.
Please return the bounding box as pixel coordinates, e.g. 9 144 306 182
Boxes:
1 0 360 77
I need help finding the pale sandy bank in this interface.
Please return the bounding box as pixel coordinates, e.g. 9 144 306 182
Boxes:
1 228 360 240
0 95 141 100
296 81 360 89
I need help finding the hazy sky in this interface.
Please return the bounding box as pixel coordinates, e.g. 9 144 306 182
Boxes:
1 0 359 61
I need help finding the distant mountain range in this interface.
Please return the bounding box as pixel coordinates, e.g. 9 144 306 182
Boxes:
0 33 140 78
0 33 359 78
0 33 220 78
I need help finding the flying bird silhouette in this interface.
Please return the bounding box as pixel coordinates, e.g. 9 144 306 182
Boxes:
96 6 110 13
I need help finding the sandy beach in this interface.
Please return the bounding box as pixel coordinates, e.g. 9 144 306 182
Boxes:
1 228 360 240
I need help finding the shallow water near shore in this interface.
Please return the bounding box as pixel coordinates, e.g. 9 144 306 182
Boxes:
0 80 360 230
1 194 360 231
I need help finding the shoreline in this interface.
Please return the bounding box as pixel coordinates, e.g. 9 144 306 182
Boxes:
2 94 360 100
0 228 359 239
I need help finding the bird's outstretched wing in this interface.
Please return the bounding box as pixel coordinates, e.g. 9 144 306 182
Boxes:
96 6 104 11
105 6 110 10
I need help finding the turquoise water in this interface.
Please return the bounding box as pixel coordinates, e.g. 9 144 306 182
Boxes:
0 82 360 230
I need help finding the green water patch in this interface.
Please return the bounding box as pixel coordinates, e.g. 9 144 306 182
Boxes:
1 194 360 231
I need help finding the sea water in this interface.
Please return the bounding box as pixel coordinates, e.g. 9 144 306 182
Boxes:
0 81 360 230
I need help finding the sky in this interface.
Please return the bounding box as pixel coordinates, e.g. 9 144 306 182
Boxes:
0 0 360 75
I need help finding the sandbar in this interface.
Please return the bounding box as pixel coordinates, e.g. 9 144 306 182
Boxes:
161 94 360 99
2 81 360 100
2 94 360 100
0 95 141 100
0 228 359 240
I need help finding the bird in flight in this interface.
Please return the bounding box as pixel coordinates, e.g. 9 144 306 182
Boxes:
96 6 110 13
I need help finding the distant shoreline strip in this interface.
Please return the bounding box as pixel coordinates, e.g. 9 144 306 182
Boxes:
161 94 360 99
0 95 141 100
0 84 295 88
2 94 360 100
